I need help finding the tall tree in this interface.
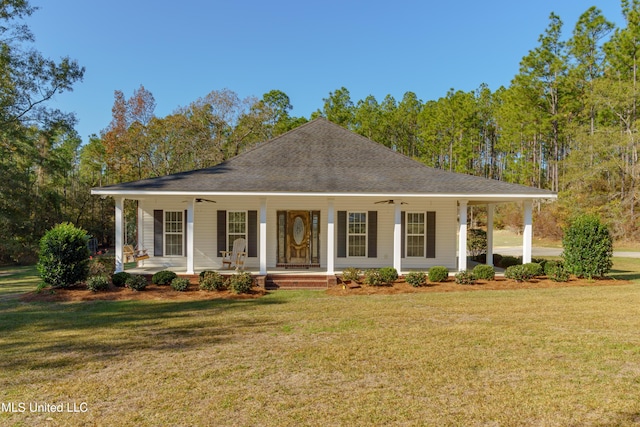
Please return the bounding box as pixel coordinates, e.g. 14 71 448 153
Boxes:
0 1 84 263
319 87 355 128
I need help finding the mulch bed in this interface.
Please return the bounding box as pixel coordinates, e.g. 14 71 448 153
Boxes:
19 276 631 302
20 283 268 302
326 276 631 296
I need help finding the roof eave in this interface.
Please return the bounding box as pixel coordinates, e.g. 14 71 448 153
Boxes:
91 188 558 200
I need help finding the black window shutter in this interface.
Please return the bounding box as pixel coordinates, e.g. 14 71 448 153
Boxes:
367 211 377 258
217 210 226 256
426 211 436 258
153 210 163 257
247 210 257 257
401 211 406 258
337 211 347 258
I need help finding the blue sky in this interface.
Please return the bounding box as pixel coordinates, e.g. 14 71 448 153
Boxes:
29 1 626 143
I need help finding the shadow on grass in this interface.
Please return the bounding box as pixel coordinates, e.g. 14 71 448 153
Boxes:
0 296 285 375
608 269 640 282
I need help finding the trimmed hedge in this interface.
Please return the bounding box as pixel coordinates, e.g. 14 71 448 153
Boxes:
405 271 427 287
112 271 131 287
523 262 543 278
86 275 110 292
152 270 178 286
455 270 476 285
428 266 449 283
472 264 495 281
505 265 534 282
171 277 190 292
126 274 147 291
342 267 361 283
228 272 253 294
378 267 398 285
37 222 90 288
562 214 613 279
199 271 226 291
363 269 384 286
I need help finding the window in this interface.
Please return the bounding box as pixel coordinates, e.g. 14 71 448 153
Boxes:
164 211 183 256
227 211 247 251
406 212 425 257
348 212 367 257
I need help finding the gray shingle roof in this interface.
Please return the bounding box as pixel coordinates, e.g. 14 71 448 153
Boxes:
93 118 556 198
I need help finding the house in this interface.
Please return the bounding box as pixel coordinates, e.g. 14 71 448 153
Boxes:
91 118 556 279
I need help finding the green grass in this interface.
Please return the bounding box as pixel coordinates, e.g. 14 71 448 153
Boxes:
0 265 40 299
1 263 640 425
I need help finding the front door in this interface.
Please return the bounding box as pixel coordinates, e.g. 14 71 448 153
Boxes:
287 211 310 264
277 210 321 267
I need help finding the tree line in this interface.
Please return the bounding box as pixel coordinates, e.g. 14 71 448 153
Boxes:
1 1 639 264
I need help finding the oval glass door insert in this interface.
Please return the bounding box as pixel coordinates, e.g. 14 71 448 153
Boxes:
293 216 305 245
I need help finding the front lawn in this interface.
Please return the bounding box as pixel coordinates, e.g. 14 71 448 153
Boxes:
1 264 639 426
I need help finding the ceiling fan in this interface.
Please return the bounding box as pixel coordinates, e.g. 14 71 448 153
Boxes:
181 198 217 203
374 199 408 205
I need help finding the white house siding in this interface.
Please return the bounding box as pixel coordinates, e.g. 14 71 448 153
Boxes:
134 195 458 273
332 198 458 272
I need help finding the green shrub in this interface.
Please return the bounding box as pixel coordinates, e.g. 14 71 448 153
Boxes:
504 265 534 282
523 262 543 277
228 272 253 294
428 266 449 283
152 270 178 286
562 214 613 279
405 271 427 287
544 260 562 276
126 274 147 291
199 271 226 291
86 275 110 292
170 277 190 291
112 271 131 287
467 228 487 260
37 222 91 288
89 256 114 277
378 267 398 285
363 269 384 286
473 264 495 281
455 270 476 285
342 267 361 283
547 262 570 282
499 256 521 269
531 258 547 271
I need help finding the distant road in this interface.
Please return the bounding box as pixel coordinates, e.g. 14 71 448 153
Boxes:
495 247 640 259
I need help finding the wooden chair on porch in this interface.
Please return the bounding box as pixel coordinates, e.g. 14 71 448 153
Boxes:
123 244 150 263
220 238 247 270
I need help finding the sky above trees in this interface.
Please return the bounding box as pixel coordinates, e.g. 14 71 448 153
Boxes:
29 1 626 143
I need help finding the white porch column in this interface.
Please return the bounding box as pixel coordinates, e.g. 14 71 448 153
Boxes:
393 203 402 273
186 198 195 275
259 198 267 275
458 200 468 272
523 200 533 264
115 197 124 273
137 201 144 253
326 198 335 275
486 204 494 266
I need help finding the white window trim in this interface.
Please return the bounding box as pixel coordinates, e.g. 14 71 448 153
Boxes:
227 210 248 251
164 210 184 257
405 211 426 258
347 211 367 258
